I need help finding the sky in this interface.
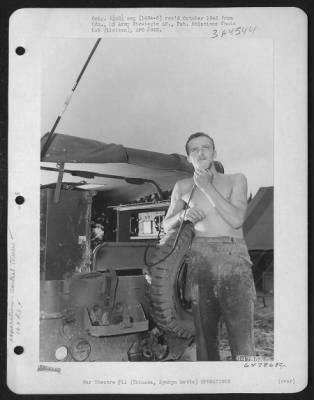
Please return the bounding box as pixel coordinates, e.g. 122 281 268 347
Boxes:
41 37 273 196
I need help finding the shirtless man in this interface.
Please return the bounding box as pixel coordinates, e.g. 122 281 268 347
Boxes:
163 132 256 361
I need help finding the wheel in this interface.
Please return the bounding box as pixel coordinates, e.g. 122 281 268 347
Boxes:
147 222 195 339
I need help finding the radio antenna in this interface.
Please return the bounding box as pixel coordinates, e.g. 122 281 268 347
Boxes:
41 38 102 159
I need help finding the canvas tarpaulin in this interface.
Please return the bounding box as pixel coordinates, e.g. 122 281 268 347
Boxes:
243 186 273 251
40 133 225 203
41 132 195 173
40 132 195 203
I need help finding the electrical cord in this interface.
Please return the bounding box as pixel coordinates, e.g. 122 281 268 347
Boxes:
144 184 196 268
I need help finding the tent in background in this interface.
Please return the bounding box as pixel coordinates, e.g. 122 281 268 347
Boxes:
243 186 274 292
244 186 273 251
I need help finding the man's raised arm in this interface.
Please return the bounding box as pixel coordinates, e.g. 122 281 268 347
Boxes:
207 173 248 228
163 183 186 233
194 170 248 229
163 182 206 233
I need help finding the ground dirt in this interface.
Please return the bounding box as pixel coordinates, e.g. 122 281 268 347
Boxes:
180 291 274 361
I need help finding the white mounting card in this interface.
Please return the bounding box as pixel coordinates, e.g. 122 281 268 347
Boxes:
8 7 307 394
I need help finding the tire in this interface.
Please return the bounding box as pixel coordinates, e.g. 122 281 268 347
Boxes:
147 222 195 339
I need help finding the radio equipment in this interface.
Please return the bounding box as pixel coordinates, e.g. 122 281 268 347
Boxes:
111 201 170 241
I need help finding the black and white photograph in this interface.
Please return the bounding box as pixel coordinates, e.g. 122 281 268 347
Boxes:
7 8 307 394
39 34 274 363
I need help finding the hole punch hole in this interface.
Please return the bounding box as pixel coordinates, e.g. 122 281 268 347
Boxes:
14 346 24 355
16 47 25 56
15 195 25 205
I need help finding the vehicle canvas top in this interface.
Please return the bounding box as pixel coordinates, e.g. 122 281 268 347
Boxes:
41 131 195 173
40 132 224 203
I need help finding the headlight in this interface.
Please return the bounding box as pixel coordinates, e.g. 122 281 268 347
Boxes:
55 345 68 361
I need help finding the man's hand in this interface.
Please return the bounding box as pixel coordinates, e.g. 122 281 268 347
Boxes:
193 167 214 193
182 206 206 224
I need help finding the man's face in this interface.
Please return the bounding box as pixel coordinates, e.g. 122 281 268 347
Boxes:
187 136 216 170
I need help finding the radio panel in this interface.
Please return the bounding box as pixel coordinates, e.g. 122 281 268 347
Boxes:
136 210 166 239
111 201 170 241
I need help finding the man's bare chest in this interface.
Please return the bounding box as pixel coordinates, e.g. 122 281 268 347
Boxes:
182 176 233 206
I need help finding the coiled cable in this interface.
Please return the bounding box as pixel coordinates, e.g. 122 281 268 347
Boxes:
144 184 196 268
